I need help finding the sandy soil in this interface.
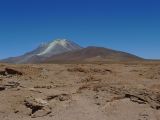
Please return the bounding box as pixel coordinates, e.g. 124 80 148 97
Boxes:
0 63 160 120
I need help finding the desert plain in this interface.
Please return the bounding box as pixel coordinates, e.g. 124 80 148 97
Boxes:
0 62 160 120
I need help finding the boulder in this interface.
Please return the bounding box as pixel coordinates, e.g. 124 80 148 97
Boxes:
5 68 23 75
0 86 5 91
0 70 6 76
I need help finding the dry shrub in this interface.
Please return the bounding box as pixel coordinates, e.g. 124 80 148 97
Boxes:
81 75 101 83
93 84 104 92
67 67 112 74
77 84 92 93
67 67 88 73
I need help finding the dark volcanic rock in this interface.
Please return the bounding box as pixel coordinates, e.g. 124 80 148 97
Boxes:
5 68 23 75
0 70 6 76
0 86 5 91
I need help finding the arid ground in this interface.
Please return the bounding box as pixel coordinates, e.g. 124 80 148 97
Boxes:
0 62 160 120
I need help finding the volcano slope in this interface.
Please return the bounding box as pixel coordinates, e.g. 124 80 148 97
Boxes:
45 46 143 63
0 62 160 120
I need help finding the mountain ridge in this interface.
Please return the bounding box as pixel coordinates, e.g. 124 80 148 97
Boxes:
44 46 143 63
1 39 143 64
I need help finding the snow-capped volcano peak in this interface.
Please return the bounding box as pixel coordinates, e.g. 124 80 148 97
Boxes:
37 39 82 57
50 39 69 47
1 39 82 64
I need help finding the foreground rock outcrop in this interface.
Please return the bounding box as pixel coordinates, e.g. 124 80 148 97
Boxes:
0 67 23 76
24 97 51 118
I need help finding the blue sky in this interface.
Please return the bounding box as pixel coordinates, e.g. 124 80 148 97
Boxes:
0 0 160 59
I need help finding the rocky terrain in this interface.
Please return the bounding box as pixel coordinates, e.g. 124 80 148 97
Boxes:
0 62 160 120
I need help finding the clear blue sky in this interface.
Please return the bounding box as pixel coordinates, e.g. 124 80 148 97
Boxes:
0 0 160 59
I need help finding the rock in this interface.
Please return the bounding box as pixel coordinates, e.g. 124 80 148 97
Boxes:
46 94 71 101
5 68 23 75
24 97 51 118
0 70 6 76
123 89 160 110
0 68 23 76
90 84 160 110
31 107 51 118
125 94 146 104
5 81 20 89
0 86 5 91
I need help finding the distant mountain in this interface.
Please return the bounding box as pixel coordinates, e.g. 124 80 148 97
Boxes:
1 39 82 64
44 46 143 63
1 39 143 64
